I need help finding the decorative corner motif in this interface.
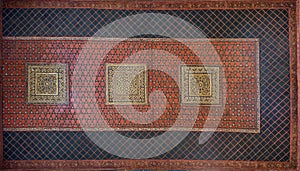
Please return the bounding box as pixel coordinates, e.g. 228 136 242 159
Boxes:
106 64 147 105
180 65 220 105
27 63 68 104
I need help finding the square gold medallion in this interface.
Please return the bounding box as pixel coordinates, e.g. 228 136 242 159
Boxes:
27 64 68 104
35 73 59 95
189 73 212 97
181 65 220 105
106 64 147 105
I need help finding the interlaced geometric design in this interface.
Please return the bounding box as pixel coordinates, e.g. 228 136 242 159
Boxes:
26 63 68 104
106 64 147 105
181 65 220 105
2 8 291 164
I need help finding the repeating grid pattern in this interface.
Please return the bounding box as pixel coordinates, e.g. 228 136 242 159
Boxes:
2 9 290 162
3 131 290 161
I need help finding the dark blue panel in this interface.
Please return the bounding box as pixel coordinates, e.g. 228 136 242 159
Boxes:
2 9 290 162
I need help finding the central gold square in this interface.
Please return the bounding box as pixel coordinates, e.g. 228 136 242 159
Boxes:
106 64 147 105
35 73 59 95
180 65 220 105
189 73 212 97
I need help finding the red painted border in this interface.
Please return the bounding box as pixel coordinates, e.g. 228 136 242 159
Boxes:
1 160 295 170
1 0 298 10
297 0 300 170
1 0 299 170
288 4 298 170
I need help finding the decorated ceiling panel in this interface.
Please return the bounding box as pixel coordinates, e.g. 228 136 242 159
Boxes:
0 0 298 170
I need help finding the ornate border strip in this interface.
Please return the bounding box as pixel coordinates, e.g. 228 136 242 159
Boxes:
2 127 260 133
2 160 295 170
297 1 300 169
2 37 260 42
288 2 299 169
2 0 297 10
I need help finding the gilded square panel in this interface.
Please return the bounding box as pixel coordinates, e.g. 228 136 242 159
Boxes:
181 65 220 105
27 63 68 104
106 64 147 105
